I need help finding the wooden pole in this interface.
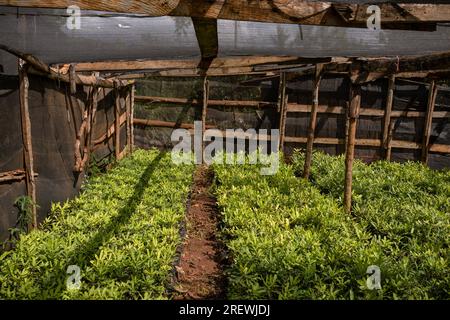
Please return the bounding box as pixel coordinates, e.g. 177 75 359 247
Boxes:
278 73 288 152
421 81 438 164
126 87 131 154
386 120 395 161
382 75 395 159
344 83 361 214
130 85 135 152
303 64 323 179
201 77 209 163
115 88 121 160
18 59 37 229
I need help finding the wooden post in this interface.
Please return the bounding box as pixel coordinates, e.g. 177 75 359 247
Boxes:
115 88 121 160
18 59 37 229
344 83 361 214
201 77 209 163
126 86 132 154
303 64 323 179
421 81 438 164
69 64 77 94
382 75 395 159
278 72 288 152
386 120 395 161
130 85 135 152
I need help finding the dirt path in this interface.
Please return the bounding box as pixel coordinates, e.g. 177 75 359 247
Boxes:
173 165 227 300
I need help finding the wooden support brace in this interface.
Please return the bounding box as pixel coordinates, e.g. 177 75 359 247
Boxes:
382 75 395 159
18 59 37 229
303 64 323 179
344 83 361 214
421 81 438 164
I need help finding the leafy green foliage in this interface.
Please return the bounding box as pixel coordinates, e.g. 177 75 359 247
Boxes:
0 149 194 300
291 150 450 299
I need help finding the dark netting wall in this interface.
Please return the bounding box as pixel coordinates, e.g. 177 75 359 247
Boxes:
0 73 122 242
134 75 450 168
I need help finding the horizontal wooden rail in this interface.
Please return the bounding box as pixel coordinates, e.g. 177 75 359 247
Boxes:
133 118 216 130
284 136 450 154
287 103 450 119
135 96 277 108
0 169 38 183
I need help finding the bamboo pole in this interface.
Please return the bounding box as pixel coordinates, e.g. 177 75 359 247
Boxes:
303 64 323 179
18 59 37 229
201 77 210 163
421 81 438 164
344 84 361 214
382 75 395 159
277 73 287 152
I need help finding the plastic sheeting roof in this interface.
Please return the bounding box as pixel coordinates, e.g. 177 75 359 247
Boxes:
1 6 450 74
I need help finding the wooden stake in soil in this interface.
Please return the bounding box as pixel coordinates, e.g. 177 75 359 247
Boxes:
382 75 395 159
278 72 288 152
303 64 323 179
344 83 361 214
18 59 37 229
422 81 438 164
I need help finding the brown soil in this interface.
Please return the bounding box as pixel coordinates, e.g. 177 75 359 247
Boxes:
172 165 227 300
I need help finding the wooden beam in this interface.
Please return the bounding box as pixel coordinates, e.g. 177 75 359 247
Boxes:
422 81 438 164
303 64 323 179
351 51 450 84
382 75 395 159
3 1 450 29
70 56 330 72
133 118 215 130
0 44 131 88
286 103 450 119
344 84 361 214
0 169 38 183
284 136 450 154
18 60 37 229
135 95 277 108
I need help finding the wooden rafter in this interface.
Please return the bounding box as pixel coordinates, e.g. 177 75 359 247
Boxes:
0 44 132 88
1 1 450 29
64 57 331 73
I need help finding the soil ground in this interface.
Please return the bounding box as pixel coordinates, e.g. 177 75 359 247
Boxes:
173 165 227 300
